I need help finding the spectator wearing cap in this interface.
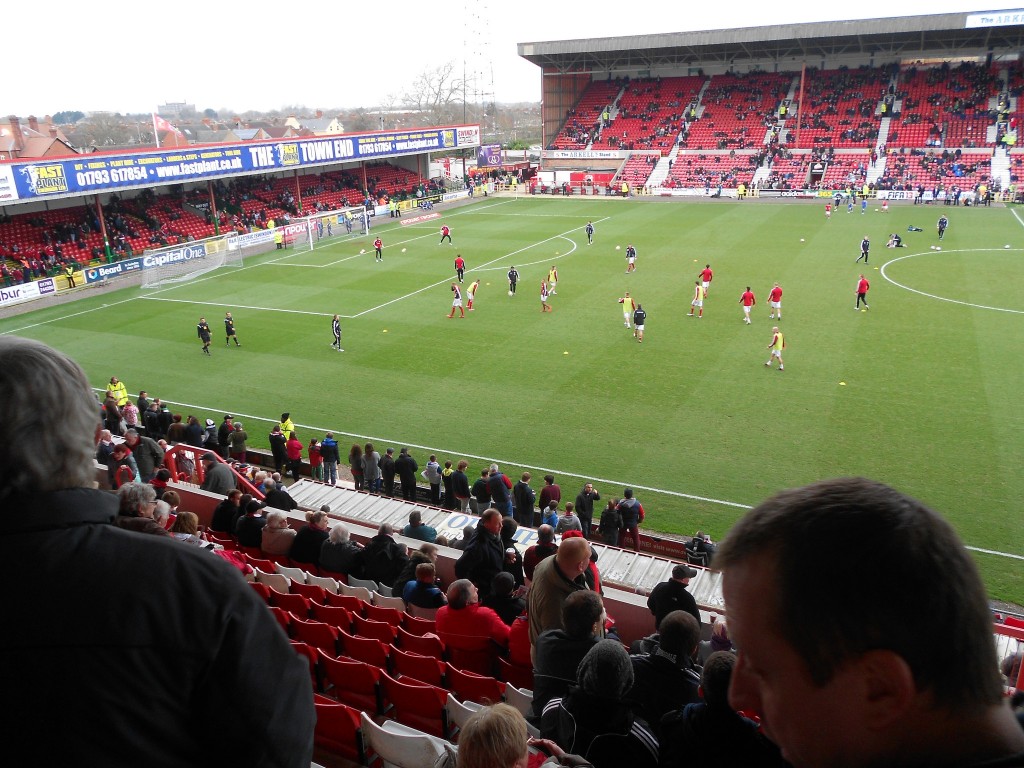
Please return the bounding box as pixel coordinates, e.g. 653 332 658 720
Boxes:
216 415 233 459
202 418 219 454
199 451 236 496
647 563 701 629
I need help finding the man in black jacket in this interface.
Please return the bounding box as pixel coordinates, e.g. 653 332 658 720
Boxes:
454 508 504 599
574 482 601 538
647 563 701 628
216 414 233 458
395 447 418 501
357 523 410 588
0 336 316 767
513 471 536 527
379 447 396 496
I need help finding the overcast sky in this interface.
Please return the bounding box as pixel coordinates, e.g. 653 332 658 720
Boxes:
5 1 996 117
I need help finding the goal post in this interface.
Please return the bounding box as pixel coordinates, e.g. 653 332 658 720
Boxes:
139 205 368 288
287 205 368 255
139 234 239 289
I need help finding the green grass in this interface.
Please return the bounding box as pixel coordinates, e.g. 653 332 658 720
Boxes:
4 195 1023 603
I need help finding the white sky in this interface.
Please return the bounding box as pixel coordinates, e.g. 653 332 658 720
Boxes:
4 1 1001 117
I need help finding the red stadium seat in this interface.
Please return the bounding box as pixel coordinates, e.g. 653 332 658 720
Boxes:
317 649 383 714
389 644 446 686
444 662 506 705
313 694 364 763
380 670 449 737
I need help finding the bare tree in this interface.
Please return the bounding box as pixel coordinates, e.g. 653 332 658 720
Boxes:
401 60 466 126
76 113 141 147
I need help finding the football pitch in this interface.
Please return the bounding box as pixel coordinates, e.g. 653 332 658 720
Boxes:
5 195 1023 603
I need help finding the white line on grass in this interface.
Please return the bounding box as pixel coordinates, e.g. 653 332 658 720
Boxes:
1 295 140 336
138 296 334 316
96 388 1024 561
880 248 1024 314
351 229 585 317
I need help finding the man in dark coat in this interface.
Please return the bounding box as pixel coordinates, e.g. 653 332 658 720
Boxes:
574 482 601 539
268 426 287 475
123 428 164 482
0 336 315 767
454 508 505 599
395 447 418 501
357 523 410 588
379 447 396 496
199 452 236 496
216 415 234 459
647 563 701 628
262 478 297 512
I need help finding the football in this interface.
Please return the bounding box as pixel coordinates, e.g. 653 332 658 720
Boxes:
401 248 407 252
616 245 621 250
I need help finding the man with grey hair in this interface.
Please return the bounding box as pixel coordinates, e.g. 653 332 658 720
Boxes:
0 336 314 765
486 464 513 517
122 427 164 482
319 521 363 575
115 481 169 537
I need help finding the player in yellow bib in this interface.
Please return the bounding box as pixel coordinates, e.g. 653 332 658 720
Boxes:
688 281 706 318
765 327 785 370
467 279 481 310
547 265 559 294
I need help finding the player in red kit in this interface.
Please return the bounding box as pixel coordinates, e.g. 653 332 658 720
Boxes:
440 225 452 244
768 282 783 320
825 202 832 220
373 237 383 262
454 255 466 282
739 287 756 324
700 264 713 296
855 274 870 310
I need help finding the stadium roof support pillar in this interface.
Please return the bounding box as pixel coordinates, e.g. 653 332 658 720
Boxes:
295 171 303 213
207 181 220 236
795 62 807 150
95 196 111 262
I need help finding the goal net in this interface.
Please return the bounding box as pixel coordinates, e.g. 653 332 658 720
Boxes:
140 233 245 289
140 205 368 288
285 205 368 255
